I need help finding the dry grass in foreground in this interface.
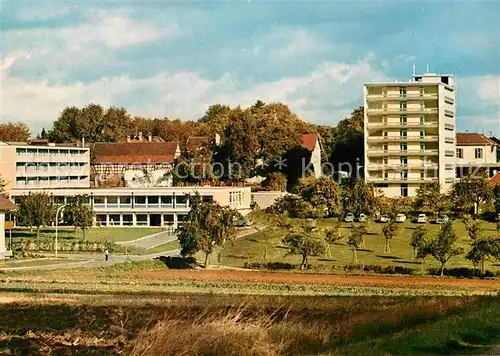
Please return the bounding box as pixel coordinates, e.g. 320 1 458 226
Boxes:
0 293 499 355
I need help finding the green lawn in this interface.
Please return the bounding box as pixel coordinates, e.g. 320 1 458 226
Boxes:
10 227 164 243
147 240 180 254
214 218 500 272
0 257 87 269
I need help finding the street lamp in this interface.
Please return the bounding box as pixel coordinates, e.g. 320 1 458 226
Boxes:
55 205 67 258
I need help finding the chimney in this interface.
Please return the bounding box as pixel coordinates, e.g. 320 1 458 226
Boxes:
148 133 152 142
215 133 221 146
138 132 143 141
126 135 131 143
82 137 85 148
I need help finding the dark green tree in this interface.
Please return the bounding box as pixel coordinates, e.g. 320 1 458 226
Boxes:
281 220 325 270
64 195 95 239
176 195 242 267
17 193 55 240
295 176 342 217
419 221 464 276
410 226 426 260
451 174 494 218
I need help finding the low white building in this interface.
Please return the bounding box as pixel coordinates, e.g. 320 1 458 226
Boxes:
10 186 252 229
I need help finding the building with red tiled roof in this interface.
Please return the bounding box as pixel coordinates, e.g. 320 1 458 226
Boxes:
456 132 499 180
185 134 221 152
90 141 181 187
300 133 322 178
490 171 500 186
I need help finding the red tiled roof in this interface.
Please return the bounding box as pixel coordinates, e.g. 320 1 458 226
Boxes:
300 133 320 152
490 172 500 186
456 133 497 146
0 196 16 211
186 136 210 151
92 142 179 164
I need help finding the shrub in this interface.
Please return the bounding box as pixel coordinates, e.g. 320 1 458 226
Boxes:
427 267 500 278
244 261 296 270
343 264 416 275
156 256 197 269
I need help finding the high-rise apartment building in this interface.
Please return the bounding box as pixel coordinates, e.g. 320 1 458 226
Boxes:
364 73 456 197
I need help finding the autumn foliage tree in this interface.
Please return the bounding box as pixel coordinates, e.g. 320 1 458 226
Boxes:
0 122 30 142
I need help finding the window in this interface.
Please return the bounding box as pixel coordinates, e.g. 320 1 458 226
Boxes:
420 143 426 151
400 129 407 138
456 148 463 159
420 170 425 179
382 115 387 124
383 144 388 151
384 172 389 179
400 143 407 151
161 196 173 205
400 156 408 165
135 196 147 206
107 196 118 207
419 87 424 96
383 157 388 165
475 148 483 159
420 116 425 124
400 170 408 180
148 196 159 205
384 131 388 138
401 184 408 197
399 87 407 97
399 101 407 111
122 214 133 226
400 115 407 125
94 196 105 205
420 130 425 139
119 196 132 206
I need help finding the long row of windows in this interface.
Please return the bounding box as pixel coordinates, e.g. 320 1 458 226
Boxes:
16 148 87 156
95 213 187 227
16 177 85 187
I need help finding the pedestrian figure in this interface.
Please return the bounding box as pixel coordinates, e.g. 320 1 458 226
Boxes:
105 249 109 261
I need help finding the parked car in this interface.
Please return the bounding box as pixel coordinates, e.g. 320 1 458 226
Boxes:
435 215 450 224
233 217 253 227
395 213 407 223
345 213 355 222
378 215 389 223
357 213 367 222
417 214 428 223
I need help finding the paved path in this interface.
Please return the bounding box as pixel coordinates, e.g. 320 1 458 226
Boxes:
118 230 177 249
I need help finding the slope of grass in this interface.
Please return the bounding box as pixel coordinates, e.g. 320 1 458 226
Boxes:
147 240 180 254
215 218 500 273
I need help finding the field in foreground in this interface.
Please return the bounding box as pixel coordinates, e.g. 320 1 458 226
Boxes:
0 262 499 354
0 292 499 355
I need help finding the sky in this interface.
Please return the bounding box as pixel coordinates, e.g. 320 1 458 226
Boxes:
1 0 499 136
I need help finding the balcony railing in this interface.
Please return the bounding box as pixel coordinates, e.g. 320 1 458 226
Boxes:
367 135 438 142
366 149 439 156
366 108 438 115
366 122 438 129
367 163 438 170
16 169 88 177
367 177 439 184
366 93 438 100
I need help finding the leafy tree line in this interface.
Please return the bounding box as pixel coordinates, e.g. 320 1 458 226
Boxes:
0 122 30 142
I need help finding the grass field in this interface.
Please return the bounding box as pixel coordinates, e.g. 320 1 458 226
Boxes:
0 261 499 355
146 240 180 254
210 217 500 273
10 227 164 243
0 257 87 269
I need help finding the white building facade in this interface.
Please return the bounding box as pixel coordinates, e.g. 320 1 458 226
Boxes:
364 73 457 197
0 140 90 191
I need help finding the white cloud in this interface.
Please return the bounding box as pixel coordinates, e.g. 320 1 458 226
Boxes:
1 57 385 131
